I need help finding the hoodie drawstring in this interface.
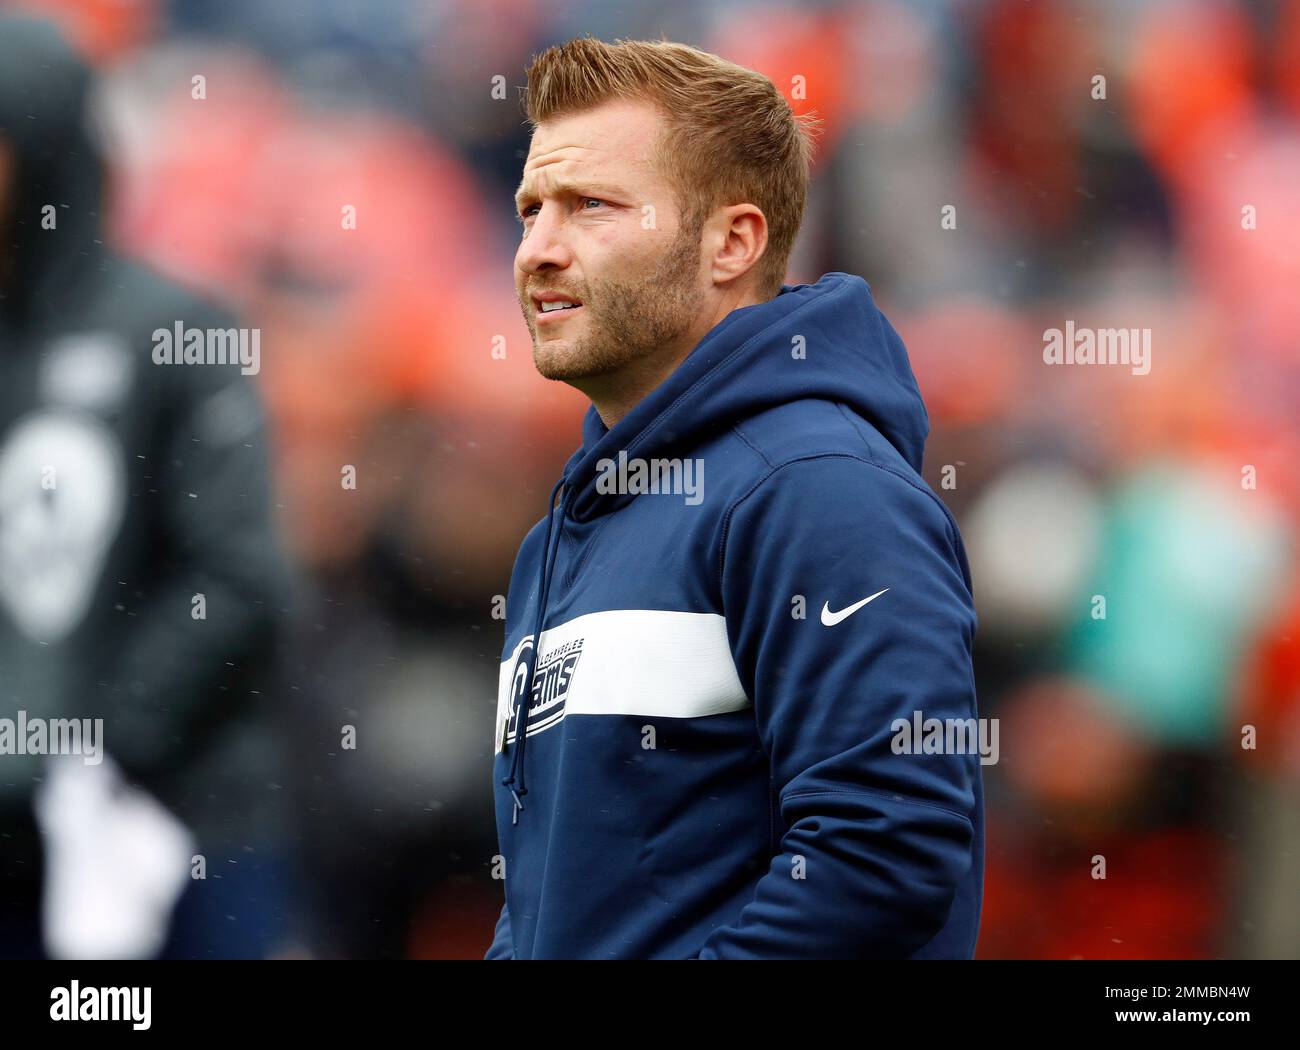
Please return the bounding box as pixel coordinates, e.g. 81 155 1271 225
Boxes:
502 475 566 824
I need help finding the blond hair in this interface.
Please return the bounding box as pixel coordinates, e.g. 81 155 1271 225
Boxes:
523 37 821 300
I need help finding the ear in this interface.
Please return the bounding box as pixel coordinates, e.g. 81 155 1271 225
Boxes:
706 204 767 287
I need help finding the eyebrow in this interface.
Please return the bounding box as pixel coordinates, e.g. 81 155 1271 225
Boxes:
514 176 629 213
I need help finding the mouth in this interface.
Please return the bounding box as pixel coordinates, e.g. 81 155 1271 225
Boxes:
532 292 584 324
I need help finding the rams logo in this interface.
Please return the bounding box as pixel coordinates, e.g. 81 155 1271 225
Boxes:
504 637 584 746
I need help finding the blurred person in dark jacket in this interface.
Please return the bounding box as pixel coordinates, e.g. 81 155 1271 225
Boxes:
0 14 294 958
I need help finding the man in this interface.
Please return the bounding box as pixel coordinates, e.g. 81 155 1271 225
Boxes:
487 37 983 960
0 15 292 958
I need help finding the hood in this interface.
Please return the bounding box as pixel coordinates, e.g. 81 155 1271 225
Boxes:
563 271 929 521
0 14 107 329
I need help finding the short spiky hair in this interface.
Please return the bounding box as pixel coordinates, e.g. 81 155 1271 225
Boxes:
522 36 820 300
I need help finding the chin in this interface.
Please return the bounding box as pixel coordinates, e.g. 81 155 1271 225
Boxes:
532 343 613 384
532 343 583 381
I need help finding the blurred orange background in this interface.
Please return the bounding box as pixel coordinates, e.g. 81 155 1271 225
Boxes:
5 0 1298 959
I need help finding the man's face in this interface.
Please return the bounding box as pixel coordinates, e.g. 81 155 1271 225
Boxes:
514 99 706 385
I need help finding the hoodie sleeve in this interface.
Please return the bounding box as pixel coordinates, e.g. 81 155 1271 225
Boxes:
484 901 513 960
697 453 980 959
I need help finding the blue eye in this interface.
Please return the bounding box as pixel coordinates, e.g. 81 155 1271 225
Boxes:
518 198 606 224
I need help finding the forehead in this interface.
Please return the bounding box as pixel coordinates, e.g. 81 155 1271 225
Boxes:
515 99 665 204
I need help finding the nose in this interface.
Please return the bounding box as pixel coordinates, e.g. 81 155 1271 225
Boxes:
515 202 573 277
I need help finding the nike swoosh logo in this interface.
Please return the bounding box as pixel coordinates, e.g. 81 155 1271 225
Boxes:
820 588 890 626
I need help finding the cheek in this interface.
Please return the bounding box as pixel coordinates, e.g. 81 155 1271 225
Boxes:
587 221 663 278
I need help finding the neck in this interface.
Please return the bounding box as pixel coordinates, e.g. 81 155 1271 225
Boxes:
584 285 764 429
584 340 693 429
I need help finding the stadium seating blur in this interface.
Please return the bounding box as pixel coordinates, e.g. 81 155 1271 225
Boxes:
5 0 1298 958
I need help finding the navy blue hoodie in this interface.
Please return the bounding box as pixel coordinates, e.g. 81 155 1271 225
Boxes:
487 272 983 959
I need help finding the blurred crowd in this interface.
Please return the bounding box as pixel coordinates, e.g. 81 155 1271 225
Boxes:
1 0 1298 958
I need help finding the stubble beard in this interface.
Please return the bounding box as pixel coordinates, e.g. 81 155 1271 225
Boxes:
527 217 706 383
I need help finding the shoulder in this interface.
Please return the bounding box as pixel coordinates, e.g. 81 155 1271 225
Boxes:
718 400 955 540
731 398 913 476
102 255 242 338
